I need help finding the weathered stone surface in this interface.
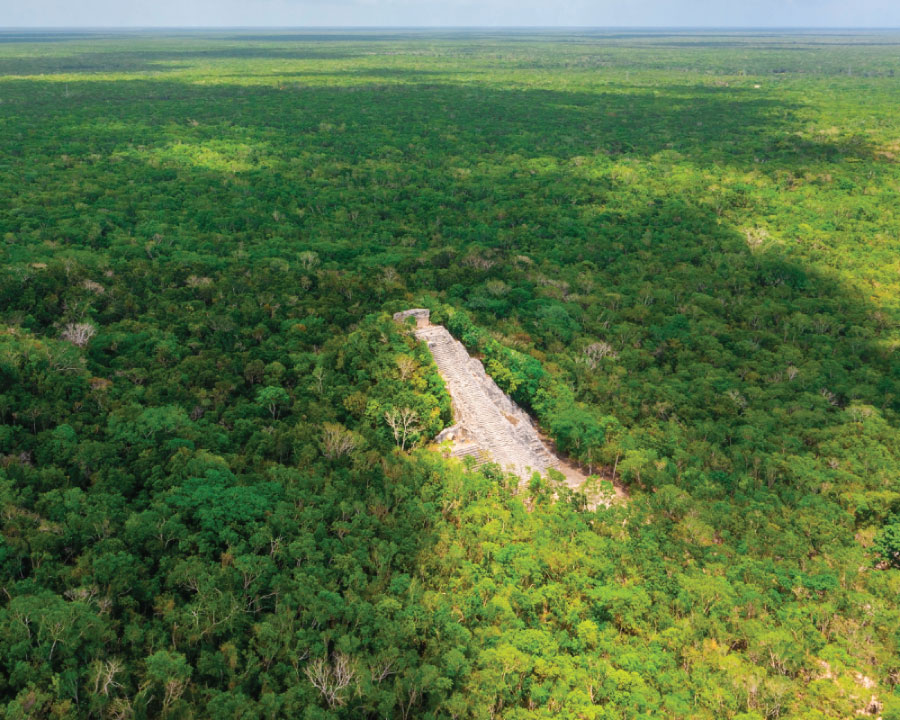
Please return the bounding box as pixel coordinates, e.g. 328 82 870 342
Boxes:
395 313 624 506
393 309 431 328
411 319 561 482
394 309 625 509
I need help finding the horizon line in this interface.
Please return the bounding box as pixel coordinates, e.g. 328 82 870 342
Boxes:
3 25 900 31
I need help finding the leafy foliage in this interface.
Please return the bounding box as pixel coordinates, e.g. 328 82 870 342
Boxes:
1 28 900 720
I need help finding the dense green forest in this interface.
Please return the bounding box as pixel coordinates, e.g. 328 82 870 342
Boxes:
2 29 900 719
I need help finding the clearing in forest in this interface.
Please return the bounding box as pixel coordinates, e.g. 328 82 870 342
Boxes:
396 310 610 504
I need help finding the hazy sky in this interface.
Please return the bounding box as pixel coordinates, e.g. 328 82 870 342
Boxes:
3 0 900 29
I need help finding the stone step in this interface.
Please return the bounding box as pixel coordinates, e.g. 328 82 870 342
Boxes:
406 317 583 487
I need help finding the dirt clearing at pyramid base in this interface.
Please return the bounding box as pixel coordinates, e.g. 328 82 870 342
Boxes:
394 309 624 509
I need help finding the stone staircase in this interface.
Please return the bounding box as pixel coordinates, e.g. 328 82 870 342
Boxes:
412 321 559 482
449 444 491 468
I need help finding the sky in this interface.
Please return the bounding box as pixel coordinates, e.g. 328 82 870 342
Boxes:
3 0 900 29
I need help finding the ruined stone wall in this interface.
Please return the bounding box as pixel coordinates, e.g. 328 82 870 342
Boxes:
392 308 431 328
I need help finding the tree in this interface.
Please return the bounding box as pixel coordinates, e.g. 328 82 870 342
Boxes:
256 386 290 419
142 651 192 716
583 340 617 369
618 447 660 486
321 422 358 459
874 520 900 569
395 354 418 382
60 322 96 348
304 652 357 709
548 405 605 473
384 407 421 451
89 658 123 699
